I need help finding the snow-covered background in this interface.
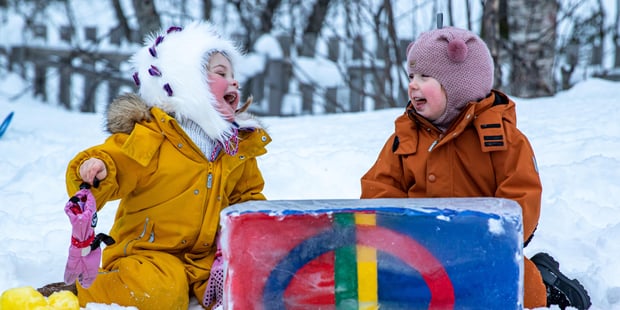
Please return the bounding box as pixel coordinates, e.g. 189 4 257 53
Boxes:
1 0 620 308
1 71 619 309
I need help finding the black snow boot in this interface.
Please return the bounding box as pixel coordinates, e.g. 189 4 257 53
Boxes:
37 281 77 297
531 252 592 310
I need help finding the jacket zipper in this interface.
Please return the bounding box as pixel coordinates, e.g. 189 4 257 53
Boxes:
428 139 439 152
207 173 213 189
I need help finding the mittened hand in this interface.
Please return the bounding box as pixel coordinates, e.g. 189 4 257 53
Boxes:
64 246 101 288
203 253 224 309
63 187 99 288
203 235 224 309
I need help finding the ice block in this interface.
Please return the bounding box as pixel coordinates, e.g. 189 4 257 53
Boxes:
219 198 523 309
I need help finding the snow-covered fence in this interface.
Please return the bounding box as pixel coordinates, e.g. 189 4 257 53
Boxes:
6 24 411 116
245 34 411 116
243 34 347 116
6 25 135 113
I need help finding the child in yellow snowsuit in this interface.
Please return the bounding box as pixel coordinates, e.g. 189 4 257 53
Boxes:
59 21 269 309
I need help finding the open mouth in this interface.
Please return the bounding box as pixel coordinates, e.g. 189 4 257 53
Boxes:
224 92 237 105
413 97 427 105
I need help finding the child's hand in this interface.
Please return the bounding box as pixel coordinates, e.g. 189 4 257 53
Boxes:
79 158 107 186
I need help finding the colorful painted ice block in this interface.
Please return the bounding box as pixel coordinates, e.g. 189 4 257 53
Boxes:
220 198 523 310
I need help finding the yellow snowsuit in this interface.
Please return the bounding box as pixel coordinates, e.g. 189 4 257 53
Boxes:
65 94 270 309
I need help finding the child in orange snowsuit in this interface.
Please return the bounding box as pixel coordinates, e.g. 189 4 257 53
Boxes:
361 26 590 310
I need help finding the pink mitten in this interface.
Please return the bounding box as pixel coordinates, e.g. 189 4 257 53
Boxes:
203 236 224 309
63 184 107 288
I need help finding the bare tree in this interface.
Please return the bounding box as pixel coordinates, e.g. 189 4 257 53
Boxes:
446 0 453 27
111 0 134 42
296 0 331 113
506 0 557 97
368 0 408 109
464 0 472 30
614 0 620 68
299 0 331 56
202 0 213 21
557 1 607 89
480 0 502 89
229 0 283 50
5 0 619 116
319 0 408 112
132 0 161 40
382 0 408 107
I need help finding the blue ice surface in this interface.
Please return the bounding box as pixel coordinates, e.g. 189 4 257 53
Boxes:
222 197 522 221
221 197 525 309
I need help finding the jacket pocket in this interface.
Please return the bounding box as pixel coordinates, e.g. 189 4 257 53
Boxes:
123 217 155 256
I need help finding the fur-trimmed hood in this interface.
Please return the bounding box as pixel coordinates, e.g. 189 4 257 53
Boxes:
106 93 262 135
130 21 259 142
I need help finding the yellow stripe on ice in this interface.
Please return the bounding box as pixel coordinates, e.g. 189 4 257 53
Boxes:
355 213 378 309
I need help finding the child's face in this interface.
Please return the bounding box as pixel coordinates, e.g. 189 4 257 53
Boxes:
207 53 240 122
408 74 447 121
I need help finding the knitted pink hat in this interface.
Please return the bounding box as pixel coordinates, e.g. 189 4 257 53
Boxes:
406 27 494 130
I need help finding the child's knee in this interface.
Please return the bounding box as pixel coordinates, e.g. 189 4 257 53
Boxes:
79 254 189 309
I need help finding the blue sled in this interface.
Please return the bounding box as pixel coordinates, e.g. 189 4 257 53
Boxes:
0 111 14 139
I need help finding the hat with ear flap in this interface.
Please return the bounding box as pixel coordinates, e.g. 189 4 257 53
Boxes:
130 21 243 143
406 27 494 129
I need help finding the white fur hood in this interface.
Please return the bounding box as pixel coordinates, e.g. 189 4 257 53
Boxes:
130 21 260 142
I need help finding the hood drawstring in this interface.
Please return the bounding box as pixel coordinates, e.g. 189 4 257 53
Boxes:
209 126 239 161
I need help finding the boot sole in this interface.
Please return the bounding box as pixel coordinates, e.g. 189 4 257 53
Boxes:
531 252 592 309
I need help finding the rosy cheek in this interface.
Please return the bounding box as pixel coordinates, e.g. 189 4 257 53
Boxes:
208 74 228 99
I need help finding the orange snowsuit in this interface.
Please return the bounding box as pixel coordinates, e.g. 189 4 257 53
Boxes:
361 90 547 308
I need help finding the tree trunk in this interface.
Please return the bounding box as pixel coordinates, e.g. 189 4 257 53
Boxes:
446 0 453 27
465 0 472 30
202 0 213 21
480 0 502 89
615 0 620 67
259 0 282 34
507 0 557 97
383 0 407 108
230 0 282 52
300 0 331 55
111 0 133 42
132 0 161 41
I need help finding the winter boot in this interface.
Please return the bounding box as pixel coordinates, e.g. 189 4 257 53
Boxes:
531 252 591 309
36 281 77 297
